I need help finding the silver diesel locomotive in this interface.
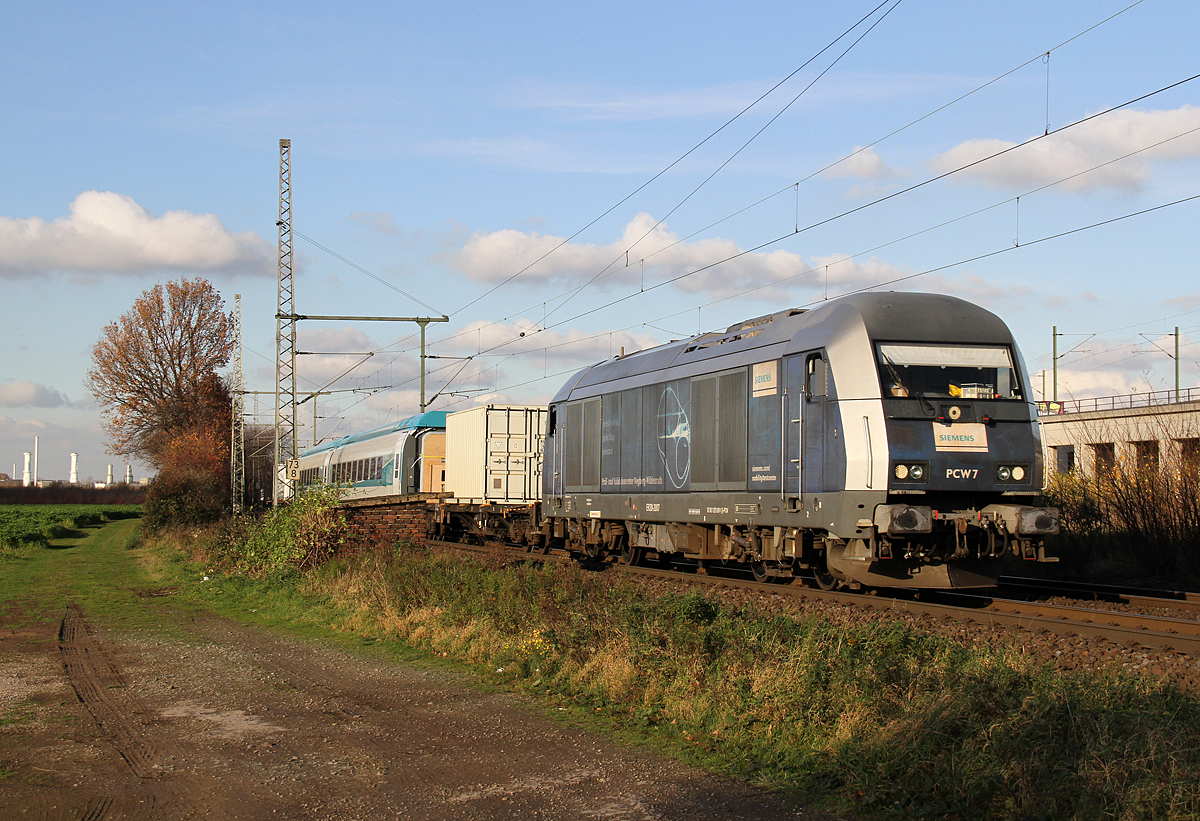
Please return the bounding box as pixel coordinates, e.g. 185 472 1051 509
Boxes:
538 292 1059 588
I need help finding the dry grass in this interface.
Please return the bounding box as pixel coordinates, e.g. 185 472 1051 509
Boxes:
294 543 1200 820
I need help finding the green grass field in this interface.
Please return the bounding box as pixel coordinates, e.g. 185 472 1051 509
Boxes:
0 504 141 553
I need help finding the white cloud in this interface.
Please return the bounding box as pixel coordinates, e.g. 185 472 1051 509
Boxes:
929 105 1200 193
824 146 903 181
0 191 273 278
452 215 1031 306
1163 292 1200 311
451 213 826 300
0 382 75 409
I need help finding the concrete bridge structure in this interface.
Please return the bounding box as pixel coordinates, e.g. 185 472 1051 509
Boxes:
1037 387 1200 476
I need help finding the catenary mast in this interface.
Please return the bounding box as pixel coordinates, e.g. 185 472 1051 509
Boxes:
273 139 297 503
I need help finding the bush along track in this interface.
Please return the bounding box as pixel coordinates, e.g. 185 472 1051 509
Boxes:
170 500 1200 821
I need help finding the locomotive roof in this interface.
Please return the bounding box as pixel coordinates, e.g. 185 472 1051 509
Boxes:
551 292 1016 403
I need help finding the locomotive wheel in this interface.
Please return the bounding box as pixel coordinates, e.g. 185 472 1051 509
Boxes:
584 541 604 561
807 550 838 590
811 556 840 590
812 566 838 590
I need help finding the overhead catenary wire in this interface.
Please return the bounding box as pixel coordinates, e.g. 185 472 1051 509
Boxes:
375 0 1151 368
459 73 1200 359
293 229 446 316
358 191 1200 407
352 111 1200 407
308 2 1178 428
540 0 906 325
448 0 900 318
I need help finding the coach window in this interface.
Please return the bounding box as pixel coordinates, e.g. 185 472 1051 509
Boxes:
806 354 827 400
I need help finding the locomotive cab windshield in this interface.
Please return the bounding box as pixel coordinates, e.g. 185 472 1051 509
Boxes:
876 342 1023 401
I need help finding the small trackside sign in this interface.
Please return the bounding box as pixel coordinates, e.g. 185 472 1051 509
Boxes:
932 422 988 452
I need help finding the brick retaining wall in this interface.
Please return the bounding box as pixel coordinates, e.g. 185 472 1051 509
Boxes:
340 493 448 549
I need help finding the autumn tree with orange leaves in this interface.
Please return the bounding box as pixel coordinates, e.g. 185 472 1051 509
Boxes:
87 278 235 528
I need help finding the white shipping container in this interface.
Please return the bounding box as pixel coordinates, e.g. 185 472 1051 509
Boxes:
445 405 547 502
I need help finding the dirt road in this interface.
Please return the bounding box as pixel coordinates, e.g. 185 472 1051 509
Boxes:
0 523 834 821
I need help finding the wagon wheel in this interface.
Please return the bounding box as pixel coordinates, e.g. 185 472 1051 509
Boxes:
750 560 771 584
619 541 645 566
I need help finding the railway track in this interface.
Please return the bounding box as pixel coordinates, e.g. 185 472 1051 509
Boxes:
426 539 1200 656
998 575 1200 617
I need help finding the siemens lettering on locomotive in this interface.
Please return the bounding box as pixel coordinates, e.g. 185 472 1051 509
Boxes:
322 292 1061 589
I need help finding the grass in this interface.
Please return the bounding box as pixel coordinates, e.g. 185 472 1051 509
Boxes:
0 517 157 629
0 504 142 556
13 511 1200 820
297 544 1200 821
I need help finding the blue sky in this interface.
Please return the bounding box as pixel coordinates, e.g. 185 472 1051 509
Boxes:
2 0 1198 482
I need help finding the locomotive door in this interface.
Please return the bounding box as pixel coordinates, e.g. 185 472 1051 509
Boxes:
784 355 803 498
803 353 828 494
783 351 828 499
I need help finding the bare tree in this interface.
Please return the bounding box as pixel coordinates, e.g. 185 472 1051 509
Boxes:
86 278 234 466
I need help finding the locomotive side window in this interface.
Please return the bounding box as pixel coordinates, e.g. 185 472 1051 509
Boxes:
876 343 1022 400
806 355 827 399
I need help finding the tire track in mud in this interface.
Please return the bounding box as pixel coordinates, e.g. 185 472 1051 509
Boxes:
59 601 158 779
56 602 181 821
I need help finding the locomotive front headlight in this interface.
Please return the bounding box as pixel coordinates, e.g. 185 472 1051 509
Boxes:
997 465 1012 482
909 464 925 480
1012 465 1026 481
895 464 909 480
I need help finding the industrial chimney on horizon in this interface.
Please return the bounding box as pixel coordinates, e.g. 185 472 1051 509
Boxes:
69 453 79 485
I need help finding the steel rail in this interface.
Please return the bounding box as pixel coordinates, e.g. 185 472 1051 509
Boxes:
999 575 1200 616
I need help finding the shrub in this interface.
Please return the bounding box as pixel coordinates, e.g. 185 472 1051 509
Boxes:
199 483 348 574
1046 451 1200 581
143 466 229 532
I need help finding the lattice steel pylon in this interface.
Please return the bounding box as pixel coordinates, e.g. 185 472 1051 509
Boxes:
230 293 245 514
273 138 297 503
